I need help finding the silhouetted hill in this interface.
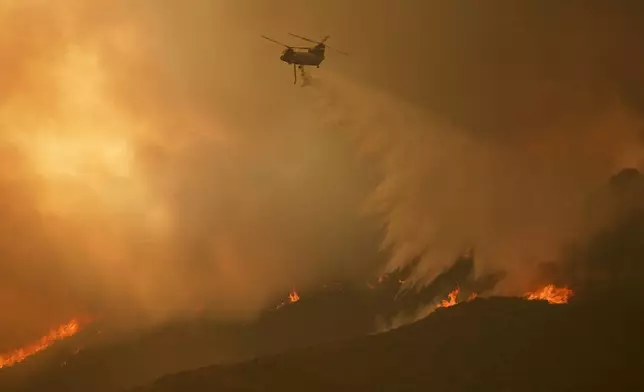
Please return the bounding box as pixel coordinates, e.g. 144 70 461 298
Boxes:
133 297 644 392
0 284 383 392
0 262 498 392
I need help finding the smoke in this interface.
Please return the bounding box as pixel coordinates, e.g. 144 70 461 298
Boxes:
536 168 644 301
2 0 644 352
0 0 384 351
290 0 644 293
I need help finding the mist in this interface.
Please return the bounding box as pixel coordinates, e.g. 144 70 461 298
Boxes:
2 0 644 351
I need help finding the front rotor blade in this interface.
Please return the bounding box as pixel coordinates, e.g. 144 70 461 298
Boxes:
261 35 290 47
287 32 319 44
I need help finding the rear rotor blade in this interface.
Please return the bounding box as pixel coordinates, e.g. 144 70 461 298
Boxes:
288 33 348 54
325 45 349 55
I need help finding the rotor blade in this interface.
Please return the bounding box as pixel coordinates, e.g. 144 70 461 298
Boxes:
261 35 290 47
325 45 349 55
287 32 320 44
288 33 348 54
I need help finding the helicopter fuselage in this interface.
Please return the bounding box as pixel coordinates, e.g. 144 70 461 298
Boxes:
261 34 346 84
280 47 325 67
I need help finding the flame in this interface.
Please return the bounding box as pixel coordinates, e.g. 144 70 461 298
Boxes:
525 284 574 304
276 289 301 309
435 287 478 310
288 289 300 303
0 319 82 369
436 287 460 309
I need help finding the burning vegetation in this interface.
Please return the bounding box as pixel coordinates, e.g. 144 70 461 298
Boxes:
288 290 300 303
435 286 479 310
0 319 82 369
525 284 574 304
433 283 572 311
436 287 461 309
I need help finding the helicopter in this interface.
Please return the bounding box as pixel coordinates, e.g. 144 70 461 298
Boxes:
261 33 348 84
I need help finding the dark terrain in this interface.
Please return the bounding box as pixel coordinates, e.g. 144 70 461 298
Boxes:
0 257 493 392
134 296 644 392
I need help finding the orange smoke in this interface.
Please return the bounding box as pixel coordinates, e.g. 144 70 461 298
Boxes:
525 284 574 304
0 319 82 369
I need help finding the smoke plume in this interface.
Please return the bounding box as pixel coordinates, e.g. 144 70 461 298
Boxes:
1 0 383 351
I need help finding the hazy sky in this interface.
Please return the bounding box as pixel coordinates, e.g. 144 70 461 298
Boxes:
2 0 644 351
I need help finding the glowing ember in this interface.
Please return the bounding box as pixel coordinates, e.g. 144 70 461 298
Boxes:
193 303 205 314
0 319 81 369
467 293 478 301
288 289 300 303
525 284 574 304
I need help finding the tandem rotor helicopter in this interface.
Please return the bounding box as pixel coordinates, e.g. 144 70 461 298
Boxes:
261 33 348 84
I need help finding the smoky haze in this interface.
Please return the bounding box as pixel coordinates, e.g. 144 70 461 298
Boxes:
1 0 643 351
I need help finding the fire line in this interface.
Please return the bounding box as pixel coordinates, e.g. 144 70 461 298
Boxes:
0 319 82 369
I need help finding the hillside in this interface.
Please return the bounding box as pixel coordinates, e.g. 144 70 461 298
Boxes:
0 258 494 392
134 297 644 392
